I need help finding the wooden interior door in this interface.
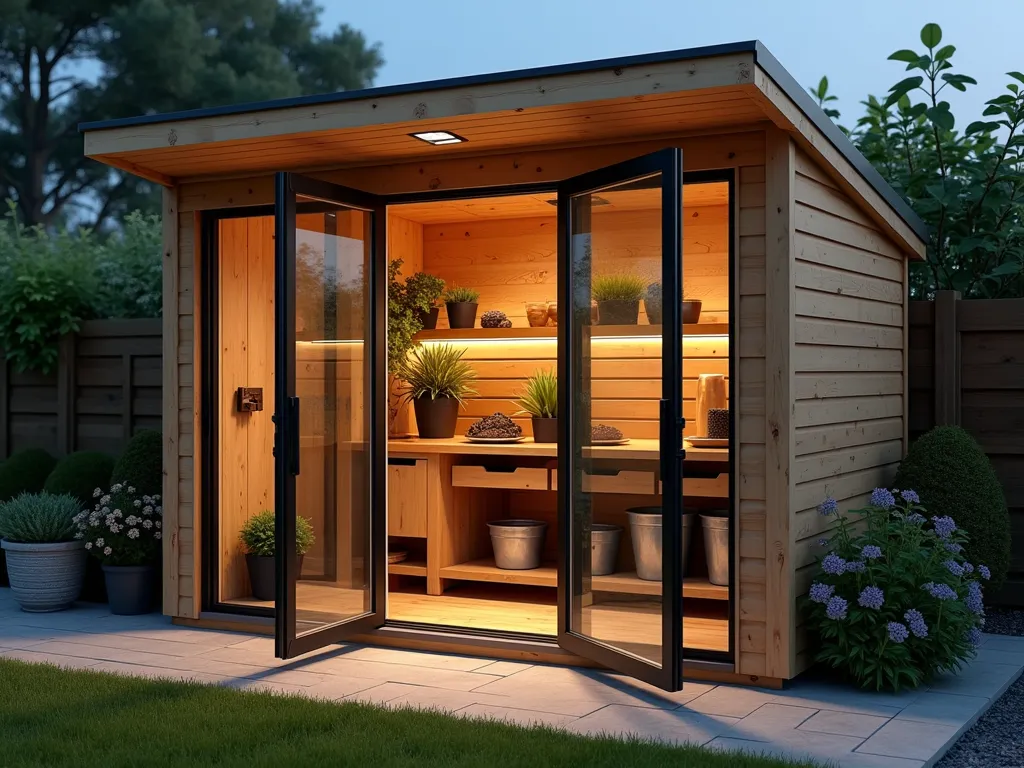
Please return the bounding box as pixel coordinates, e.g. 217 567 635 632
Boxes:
274 172 387 659
556 149 686 691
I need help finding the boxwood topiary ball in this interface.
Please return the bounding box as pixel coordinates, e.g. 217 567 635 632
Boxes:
110 429 162 498
0 447 57 502
44 451 116 506
893 425 1011 590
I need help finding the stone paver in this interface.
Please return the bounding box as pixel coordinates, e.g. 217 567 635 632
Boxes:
1 588 1022 767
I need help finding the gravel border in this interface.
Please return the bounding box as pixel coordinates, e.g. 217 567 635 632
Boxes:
934 607 1024 768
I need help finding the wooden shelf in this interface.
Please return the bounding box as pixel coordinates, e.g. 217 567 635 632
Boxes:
414 323 728 341
388 558 427 577
439 558 728 600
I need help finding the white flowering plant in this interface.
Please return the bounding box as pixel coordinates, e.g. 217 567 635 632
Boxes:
803 488 987 692
73 483 163 567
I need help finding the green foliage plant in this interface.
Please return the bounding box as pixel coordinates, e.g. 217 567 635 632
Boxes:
239 509 315 557
894 425 1010 590
400 343 477 404
592 273 647 302
515 369 558 419
810 22 1024 298
404 272 446 312
110 430 162 498
0 492 82 543
94 212 163 319
444 285 480 304
804 488 987 692
44 452 117 506
73 484 162 566
0 448 58 502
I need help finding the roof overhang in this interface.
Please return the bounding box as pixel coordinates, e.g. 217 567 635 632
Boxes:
80 40 927 256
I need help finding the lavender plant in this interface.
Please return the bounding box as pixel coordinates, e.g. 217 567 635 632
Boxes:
803 488 987 691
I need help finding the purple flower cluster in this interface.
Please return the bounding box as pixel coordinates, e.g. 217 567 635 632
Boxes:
858 585 885 610
944 560 965 577
978 565 991 581
900 489 920 504
944 541 963 554
809 582 834 604
844 560 867 573
821 553 847 576
818 497 838 516
887 622 909 643
906 512 926 525
861 545 883 560
923 582 958 601
962 562 974 575
966 581 984 615
932 516 957 539
825 596 848 620
818 538 830 547
870 487 896 510
966 627 983 647
904 609 929 638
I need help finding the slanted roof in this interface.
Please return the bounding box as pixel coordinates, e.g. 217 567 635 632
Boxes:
79 40 927 255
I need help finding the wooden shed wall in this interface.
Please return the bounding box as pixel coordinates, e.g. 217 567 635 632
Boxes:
788 149 910 673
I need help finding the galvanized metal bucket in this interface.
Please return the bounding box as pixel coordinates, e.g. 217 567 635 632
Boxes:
626 508 694 581
701 514 730 586
590 523 622 576
488 519 548 570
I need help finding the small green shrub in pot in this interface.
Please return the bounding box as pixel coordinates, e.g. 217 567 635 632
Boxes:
894 425 1011 591
443 285 480 329
400 343 477 439
515 369 558 443
404 271 446 330
0 492 86 611
592 273 646 325
803 489 987 692
110 429 162 498
240 510 316 601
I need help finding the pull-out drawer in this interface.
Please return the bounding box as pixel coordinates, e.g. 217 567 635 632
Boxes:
549 469 655 494
452 464 549 491
388 457 428 537
657 473 731 498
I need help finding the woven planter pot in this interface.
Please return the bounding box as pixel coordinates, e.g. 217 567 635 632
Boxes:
1 539 86 612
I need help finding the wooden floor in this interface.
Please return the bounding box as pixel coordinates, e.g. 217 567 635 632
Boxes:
227 580 729 654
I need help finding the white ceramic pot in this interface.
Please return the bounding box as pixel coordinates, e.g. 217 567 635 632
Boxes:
1 539 86 612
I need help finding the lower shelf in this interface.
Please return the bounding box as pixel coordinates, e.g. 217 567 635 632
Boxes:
388 559 427 577
438 558 728 600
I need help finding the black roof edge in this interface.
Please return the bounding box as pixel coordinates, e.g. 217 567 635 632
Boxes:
753 43 929 242
78 38 927 244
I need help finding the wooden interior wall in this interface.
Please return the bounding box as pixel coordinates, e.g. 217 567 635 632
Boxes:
387 213 424 436
789 149 908 673
217 217 276 602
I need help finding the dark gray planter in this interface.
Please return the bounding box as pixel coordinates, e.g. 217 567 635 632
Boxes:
413 395 460 438
531 417 559 444
415 306 440 330
446 302 478 329
102 564 156 615
246 553 275 601
596 300 640 325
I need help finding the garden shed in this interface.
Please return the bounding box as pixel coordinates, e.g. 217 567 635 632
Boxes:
79 40 927 690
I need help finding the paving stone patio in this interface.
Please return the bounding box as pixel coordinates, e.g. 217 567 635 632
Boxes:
1 589 1021 767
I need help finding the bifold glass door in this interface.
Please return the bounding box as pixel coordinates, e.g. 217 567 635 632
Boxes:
274 173 387 659
556 149 685 691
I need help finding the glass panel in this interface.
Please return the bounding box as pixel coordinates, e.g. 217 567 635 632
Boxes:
569 173 665 666
293 202 373 636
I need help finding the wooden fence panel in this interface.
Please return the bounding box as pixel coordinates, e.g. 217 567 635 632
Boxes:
0 318 162 460
909 293 1024 605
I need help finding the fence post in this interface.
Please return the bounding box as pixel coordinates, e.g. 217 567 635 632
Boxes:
934 290 962 426
56 334 77 455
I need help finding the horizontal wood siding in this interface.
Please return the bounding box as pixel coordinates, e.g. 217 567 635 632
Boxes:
790 150 909 672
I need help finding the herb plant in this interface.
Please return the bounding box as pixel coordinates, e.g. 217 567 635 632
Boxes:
74 484 163 566
515 369 558 419
404 271 446 312
804 489 987 691
444 285 480 304
592 273 646 302
0 492 82 543
400 343 477 404
239 509 315 558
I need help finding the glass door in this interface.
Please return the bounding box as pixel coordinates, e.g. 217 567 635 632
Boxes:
274 173 387 659
556 149 685 691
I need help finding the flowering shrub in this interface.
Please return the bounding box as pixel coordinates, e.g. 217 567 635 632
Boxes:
804 488 987 691
73 483 162 567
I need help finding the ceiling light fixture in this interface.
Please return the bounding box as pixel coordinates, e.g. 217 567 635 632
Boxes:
410 130 467 146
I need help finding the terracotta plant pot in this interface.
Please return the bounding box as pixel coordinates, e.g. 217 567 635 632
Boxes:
446 302 478 329
644 299 703 326
415 306 440 330
596 299 640 325
1 539 86 612
413 395 461 438
103 564 156 615
531 417 559 444
683 300 703 324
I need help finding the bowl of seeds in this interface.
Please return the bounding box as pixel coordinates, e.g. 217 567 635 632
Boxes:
466 413 525 443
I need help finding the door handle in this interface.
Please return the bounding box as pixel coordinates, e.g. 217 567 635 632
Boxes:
288 396 301 476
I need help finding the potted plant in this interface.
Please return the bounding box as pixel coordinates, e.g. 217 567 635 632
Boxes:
0 492 85 612
387 258 425 437
239 510 316 601
592 273 646 325
444 285 480 329
401 343 477 438
643 281 702 325
404 271 446 330
73 483 163 615
515 369 558 443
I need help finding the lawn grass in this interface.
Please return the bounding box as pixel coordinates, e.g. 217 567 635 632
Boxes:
0 659 816 768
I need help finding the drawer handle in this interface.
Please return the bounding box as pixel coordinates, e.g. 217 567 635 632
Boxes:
481 466 518 474
388 458 418 467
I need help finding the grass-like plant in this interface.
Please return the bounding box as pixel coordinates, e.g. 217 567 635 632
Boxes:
515 369 558 419
400 343 477 404
444 285 480 304
0 492 81 543
592 273 646 302
240 509 315 557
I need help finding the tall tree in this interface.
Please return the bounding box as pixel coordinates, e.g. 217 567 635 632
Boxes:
0 0 383 229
